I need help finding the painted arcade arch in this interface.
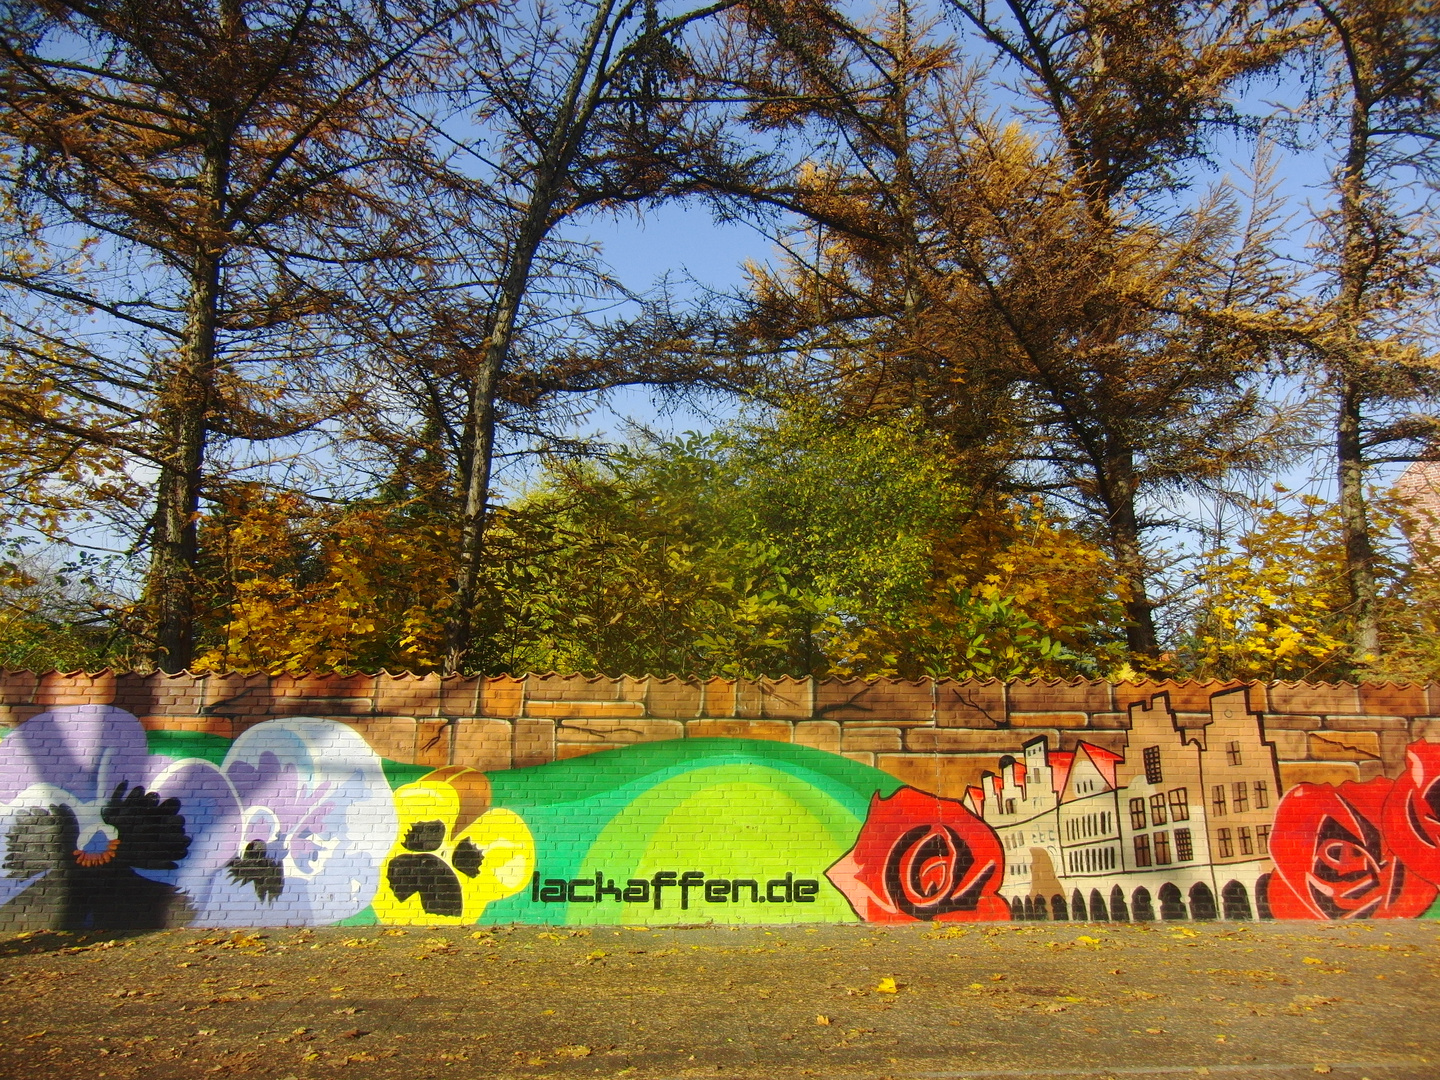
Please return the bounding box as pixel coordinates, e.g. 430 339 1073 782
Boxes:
1088 889 1107 921
1158 883 1187 920
1190 881 1217 920
1132 886 1155 921
1222 880 1253 920
1109 884 1129 922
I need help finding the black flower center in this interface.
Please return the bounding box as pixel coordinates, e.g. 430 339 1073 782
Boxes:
227 840 285 902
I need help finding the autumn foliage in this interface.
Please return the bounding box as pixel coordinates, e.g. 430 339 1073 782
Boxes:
1 0 1438 679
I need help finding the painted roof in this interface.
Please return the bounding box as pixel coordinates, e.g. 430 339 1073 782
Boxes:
1078 742 1123 789
1048 751 1075 794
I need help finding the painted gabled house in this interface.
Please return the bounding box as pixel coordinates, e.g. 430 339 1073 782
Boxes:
966 688 1282 921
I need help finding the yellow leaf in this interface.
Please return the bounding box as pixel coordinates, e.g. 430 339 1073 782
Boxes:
876 977 899 994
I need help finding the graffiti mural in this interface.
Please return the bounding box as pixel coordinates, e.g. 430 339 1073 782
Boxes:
0 692 1437 928
826 787 1009 923
970 687 1440 922
1266 745 1440 919
375 766 534 924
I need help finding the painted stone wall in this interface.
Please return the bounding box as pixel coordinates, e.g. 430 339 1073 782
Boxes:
4 671 1437 795
0 672 1437 928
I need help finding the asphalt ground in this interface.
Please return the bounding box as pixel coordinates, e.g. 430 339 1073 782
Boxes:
0 920 1436 1080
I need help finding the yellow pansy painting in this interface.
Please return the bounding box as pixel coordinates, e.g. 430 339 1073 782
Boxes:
373 765 534 924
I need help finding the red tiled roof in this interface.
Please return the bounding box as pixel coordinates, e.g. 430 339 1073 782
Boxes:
1048 751 1075 794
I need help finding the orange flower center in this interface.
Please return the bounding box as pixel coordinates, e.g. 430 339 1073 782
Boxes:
73 838 121 867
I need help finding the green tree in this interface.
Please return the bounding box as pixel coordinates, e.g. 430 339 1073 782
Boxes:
480 410 1123 678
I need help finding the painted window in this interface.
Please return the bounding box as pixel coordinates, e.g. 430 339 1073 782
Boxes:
1253 780 1269 809
1212 784 1227 816
1174 827 1193 862
1130 798 1146 831
1232 781 1249 813
1168 788 1190 821
1153 831 1172 865
1150 793 1168 826
1134 835 1152 867
1256 824 1270 854
1238 826 1254 855
1217 828 1234 858
1227 740 1243 766
1144 745 1163 784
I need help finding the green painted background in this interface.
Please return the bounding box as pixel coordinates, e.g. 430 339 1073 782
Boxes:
144 731 901 926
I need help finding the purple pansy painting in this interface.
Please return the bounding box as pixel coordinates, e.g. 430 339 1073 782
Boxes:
191 719 397 925
0 708 397 930
0 706 241 930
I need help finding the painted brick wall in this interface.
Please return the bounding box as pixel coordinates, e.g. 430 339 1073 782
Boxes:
1 672 1439 930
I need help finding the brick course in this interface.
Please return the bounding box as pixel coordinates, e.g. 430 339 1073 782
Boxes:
3 671 1437 792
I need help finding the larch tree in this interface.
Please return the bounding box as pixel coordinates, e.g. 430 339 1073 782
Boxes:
1298 0 1440 661
0 0 477 670
724 0 1301 662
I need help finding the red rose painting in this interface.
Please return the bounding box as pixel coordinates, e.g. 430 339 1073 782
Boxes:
826 787 1009 923
1381 740 1440 889
1266 776 1437 920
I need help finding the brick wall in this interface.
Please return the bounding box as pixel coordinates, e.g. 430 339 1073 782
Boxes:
4 670 1436 795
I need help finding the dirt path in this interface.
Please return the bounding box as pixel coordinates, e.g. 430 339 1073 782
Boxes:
0 921 1436 1080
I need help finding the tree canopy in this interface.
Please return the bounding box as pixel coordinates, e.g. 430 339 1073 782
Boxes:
1 0 1438 680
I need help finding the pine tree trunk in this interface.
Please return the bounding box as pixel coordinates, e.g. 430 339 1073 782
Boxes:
440 0 619 673
443 211 551 673
443 327 504 673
